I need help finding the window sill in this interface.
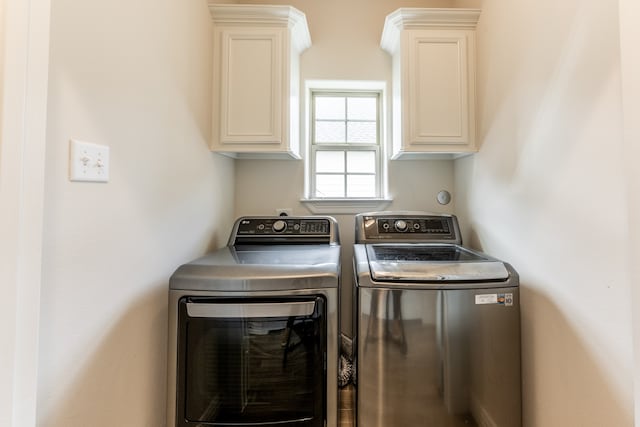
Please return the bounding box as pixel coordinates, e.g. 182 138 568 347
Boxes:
300 198 393 214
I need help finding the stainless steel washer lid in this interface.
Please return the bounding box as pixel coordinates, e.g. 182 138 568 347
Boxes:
365 244 510 283
170 245 341 291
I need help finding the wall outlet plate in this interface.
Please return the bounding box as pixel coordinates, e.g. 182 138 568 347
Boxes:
437 190 451 205
69 139 110 182
276 208 292 216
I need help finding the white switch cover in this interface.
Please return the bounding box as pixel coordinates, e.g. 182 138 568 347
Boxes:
69 139 109 182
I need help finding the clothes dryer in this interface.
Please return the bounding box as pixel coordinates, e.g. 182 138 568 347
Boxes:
168 216 340 427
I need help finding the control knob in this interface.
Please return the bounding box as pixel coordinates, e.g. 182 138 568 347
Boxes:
272 220 287 233
394 220 408 232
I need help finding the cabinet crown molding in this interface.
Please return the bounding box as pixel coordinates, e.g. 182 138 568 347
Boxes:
381 8 480 53
208 3 311 52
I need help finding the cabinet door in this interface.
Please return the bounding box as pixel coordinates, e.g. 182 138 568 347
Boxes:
217 28 283 145
404 30 475 148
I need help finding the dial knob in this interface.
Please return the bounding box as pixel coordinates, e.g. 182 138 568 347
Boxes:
394 220 408 232
272 220 287 233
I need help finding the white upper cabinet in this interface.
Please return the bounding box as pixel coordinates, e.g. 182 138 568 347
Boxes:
381 9 480 159
209 4 311 159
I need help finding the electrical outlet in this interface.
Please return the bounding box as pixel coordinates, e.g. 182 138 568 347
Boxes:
276 208 292 216
69 139 110 182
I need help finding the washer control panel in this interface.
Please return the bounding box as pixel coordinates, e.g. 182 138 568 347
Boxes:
377 218 452 235
355 212 461 244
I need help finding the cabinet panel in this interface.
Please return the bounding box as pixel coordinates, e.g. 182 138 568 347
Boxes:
221 31 282 144
381 8 480 159
409 33 468 144
209 4 311 159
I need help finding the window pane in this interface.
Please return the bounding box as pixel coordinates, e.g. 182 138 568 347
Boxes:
316 151 344 173
347 121 377 143
315 97 345 120
347 151 376 173
347 175 376 198
347 97 377 121
310 90 382 199
315 174 345 198
315 121 346 143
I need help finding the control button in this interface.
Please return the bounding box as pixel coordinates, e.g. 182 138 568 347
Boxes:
382 222 390 230
413 223 420 230
272 220 287 233
257 224 265 231
395 220 408 232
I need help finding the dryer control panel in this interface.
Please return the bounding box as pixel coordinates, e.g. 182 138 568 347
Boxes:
230 216 339 245
237 218 330 235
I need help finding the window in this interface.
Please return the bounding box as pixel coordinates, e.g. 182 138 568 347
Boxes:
310 91 382 199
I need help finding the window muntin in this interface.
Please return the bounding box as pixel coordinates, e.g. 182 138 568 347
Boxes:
311 92 381 199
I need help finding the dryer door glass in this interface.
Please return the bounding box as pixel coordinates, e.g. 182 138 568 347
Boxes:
176 296 326 427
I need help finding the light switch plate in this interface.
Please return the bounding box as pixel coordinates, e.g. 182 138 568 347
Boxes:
69 139 110 182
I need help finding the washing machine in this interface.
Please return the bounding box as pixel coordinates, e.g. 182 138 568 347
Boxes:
353 211 521 427
167 216 340 427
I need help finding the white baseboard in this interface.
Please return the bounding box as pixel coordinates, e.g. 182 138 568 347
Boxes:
470 393 498 427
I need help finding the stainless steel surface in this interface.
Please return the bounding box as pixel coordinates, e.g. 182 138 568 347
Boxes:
186 300 317 318
169 245 341 291
168 288 339 427
368 260 509 283
352 211 521 427
364 244 511 284
356 286 521 427
354 244 519 290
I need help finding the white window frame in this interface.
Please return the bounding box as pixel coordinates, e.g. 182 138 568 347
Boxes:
301 80 392 214
310 91 381 199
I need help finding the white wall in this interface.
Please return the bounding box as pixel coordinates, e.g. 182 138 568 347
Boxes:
618 0 640 422
455 0 634 425
0 0 50 424
231 0 460 335
37 0 235 426
452 0 481 7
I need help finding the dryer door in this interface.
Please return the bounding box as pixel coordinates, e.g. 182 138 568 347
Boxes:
176 296 326 427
